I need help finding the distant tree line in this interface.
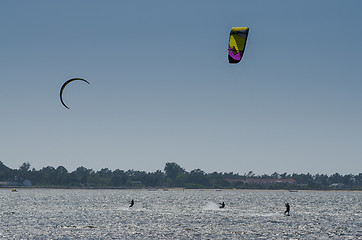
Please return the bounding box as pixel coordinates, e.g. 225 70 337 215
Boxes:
0 161 361 190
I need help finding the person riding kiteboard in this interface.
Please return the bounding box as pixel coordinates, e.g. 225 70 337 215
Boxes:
284 203 290 216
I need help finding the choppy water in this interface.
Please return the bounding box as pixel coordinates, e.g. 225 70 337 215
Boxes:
0 189 361 239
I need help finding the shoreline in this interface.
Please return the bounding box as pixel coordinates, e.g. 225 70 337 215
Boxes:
2 186 361 192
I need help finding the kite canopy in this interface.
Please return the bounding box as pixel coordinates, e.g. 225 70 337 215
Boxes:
228 27 249 64
60 78 89 109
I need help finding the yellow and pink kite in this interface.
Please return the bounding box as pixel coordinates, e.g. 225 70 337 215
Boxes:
228 27 249 64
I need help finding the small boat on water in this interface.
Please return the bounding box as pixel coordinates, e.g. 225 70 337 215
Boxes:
12 189 17 192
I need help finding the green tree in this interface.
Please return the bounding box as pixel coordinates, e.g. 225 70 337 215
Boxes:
188 169 209 187
164 162 185 180
73 166 93 186
37 166 57 185
19 162 31 172
0 161 13 181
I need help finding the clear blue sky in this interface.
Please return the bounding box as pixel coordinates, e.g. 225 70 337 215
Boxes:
1 0 361 175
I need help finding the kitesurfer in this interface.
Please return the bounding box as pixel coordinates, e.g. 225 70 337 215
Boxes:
219 202 225 208
284 203 290 216
129 199 134 208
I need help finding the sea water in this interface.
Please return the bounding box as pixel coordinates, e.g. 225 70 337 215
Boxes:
0 189 361 239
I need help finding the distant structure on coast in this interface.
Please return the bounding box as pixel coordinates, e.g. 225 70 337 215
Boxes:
225 178 296 185
0 177 32 187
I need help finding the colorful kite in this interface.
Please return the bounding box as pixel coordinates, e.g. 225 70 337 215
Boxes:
228 27 249 64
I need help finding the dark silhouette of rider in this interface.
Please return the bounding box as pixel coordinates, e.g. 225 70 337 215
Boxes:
284 203 290 216
219 202 225 208
129 199 134 208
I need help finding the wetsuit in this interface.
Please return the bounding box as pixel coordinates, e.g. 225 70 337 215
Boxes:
284 203 290 216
